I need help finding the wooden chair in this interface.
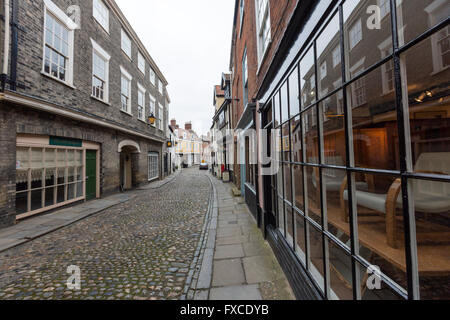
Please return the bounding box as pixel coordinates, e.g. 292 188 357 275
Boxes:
340 152 450 248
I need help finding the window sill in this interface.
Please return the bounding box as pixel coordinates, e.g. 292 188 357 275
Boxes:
431 65 450 76
122 50 132 62
138 118 147 124
120 109 133 117
41 71 76 89
90 95 111 106
93 17 110 35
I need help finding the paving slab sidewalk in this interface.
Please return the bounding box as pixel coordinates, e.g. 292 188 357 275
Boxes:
193 175 295 300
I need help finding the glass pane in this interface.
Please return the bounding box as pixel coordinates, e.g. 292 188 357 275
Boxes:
30 169 43 190
76 166 83 181
400 32 450 172
281 81 289 123
274 92 281 128
317 12 340 99
276 163 283 197
300 46 316 108
75 150 83 166
31 189 42 211
68 183 76 201
349 172 407 290
45 149 55 167
348 63 399 170
343 0 392 80
358 262 404 300
286 205 294 247
397 0 450 47
278 196 285 234
31 148 43 169
309 223 325 292
324 167 351 246
290 116 302 162
57 168 66 185
16 170 28 191
321 90 346 166
293 164 304 212
329 240 353 300
295 213 307 264
411 179 450 300
306 166 321 225
57 149 66 167
283 164 292 204
15 192 28 215
68 167 75 183
45 168 56 187
303 107 319 164
57 185 65 203
45 187 55 207
76 181 83 198
67 150 75 167
17 147 29 169
289 66 300 117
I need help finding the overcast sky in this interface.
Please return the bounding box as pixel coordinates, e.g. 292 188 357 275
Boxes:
115 0 235 136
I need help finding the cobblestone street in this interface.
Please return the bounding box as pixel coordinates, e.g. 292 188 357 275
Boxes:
0 168 211 300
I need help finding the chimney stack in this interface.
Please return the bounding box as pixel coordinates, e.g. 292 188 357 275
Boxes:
185 122 192 131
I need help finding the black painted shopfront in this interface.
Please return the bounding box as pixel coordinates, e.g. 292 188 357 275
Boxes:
258 0 450 300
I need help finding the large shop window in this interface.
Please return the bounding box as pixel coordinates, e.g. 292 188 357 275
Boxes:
148 152 159 181
269 0 450 300
16 147 84 219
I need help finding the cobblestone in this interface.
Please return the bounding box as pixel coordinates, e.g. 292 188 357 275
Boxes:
0 168 210 300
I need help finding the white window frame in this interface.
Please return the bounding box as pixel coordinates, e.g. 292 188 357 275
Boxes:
158 102 164 130
137 83 146 122
320 61 327 80
150 67 156 86
42 0 77 86
349 19 362 50
255 0 271 66
93 0 109 33
148 152 159 181
91 39 110 103
378 0 390 19
378 37 394 94
138 52 146 75
332 45 341 68
120 66 132 114
121 29 132 59
350 64 366 108
239 0 245 37
158 79 164 95
149 94 156 125
426 0 450 74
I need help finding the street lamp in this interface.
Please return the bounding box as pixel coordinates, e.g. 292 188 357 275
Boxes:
148 113 156 125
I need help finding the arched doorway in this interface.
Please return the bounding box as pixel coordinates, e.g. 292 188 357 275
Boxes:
118 140 141 190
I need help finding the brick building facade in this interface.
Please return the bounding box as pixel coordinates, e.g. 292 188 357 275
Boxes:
0 0 170 228
224 0 450 300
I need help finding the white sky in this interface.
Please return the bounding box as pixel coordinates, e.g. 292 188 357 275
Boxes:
115 0 235 136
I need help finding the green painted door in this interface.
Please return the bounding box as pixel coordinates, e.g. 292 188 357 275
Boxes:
85 150 97 201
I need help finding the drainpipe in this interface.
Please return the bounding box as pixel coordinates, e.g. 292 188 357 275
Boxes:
1 0 10 91
9 0 17 91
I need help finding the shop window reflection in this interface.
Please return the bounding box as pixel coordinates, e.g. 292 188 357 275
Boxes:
348 63 399 171
410 178 450 299
329 240 353 300
342 172 408 290
400 31 450 172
